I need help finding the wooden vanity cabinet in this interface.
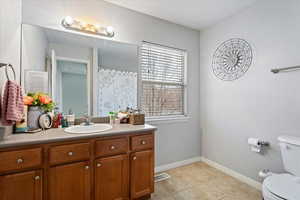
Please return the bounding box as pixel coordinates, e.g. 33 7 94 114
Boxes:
0 131 154 200
0 170 42 200
130 151 154 199
48 161 91 200
95 155 129 200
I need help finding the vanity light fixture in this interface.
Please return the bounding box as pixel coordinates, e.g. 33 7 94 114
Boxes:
61 16 115 38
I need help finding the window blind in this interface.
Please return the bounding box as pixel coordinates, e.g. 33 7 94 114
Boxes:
140 42 186 117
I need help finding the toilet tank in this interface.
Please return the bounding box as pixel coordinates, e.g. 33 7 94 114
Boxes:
278 136 300 176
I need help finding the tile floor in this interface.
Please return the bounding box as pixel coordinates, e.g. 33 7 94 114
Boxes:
151 162 262 200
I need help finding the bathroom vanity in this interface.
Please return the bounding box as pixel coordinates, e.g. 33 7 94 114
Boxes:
0 124 156 200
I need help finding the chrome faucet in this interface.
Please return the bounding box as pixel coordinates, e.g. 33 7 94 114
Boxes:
83 114 92 126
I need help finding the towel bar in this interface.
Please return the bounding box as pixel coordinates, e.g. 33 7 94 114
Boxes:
0 63 16 80
271 65 300 73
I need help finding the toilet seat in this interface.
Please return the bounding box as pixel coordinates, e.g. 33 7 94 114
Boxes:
263 185 286 200
263 174 300 200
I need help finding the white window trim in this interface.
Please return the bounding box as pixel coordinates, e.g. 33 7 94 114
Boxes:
183 50 188 117
139 42 189 123
146 115 191 124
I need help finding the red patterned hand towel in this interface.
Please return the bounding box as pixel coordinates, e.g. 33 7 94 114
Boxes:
1 80 24 125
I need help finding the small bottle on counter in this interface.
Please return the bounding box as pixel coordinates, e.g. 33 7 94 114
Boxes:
109 112 117 125
52 108 63 128
65 109 75 126
61 116 69 128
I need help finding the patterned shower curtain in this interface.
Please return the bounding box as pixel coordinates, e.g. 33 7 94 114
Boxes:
97 68 137 116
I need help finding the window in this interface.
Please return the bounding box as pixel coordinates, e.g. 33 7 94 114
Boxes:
140 42 187 118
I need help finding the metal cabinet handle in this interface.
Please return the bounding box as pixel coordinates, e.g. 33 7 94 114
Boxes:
16 158 24 164
110 145 116 150
68 151 74 156
85 165 90 169
34 176 40 180
96 163 102 167
141 140 146 145
133 156 137 160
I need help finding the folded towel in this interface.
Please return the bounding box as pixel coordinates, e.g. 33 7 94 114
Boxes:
1 80 24 125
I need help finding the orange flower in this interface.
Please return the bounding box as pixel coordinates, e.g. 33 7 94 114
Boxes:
24 96 34 105
39 95 52 105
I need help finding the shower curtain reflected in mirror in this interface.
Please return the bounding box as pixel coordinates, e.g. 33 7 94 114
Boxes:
97 69 137 116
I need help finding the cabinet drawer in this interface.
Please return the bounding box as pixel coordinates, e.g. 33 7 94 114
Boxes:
49 143 90 165
95 138 128 157
131 134 154 151
0 148 42 173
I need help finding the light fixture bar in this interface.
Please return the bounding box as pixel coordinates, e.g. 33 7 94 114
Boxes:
61 16 115 38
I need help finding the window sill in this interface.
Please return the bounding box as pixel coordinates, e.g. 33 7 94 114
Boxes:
145 115 191 125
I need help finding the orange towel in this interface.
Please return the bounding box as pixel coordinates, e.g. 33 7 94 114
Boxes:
1 80 24 125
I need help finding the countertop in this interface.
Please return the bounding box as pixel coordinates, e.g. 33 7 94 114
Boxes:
0 124 157 149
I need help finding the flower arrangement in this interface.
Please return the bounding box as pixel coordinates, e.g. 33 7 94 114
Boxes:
24 92 55 112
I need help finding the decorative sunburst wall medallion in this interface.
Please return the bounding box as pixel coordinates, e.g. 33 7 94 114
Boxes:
212 38 253 81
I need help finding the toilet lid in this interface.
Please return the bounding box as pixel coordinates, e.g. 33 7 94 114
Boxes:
264 174 300 200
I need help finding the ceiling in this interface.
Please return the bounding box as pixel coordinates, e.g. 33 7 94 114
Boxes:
104 0 258 30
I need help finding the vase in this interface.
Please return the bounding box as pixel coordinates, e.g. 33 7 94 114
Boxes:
27 106 44 130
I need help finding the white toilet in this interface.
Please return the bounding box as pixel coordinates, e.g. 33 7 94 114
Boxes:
262 136 300 200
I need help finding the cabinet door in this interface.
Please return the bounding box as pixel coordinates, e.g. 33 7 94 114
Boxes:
49 161 91 200
130 150 154 199
95 155 129 200
0 170 42 200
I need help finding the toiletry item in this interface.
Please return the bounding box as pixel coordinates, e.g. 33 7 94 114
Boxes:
15 105 28 133
115 118 120 124
65 109 75 126
52 108 59 128
52 112 62 128
118 112 129 123
61 116 69 128
58 113 63 128
66 115 75 126
52 115 59 128
109 112 117 125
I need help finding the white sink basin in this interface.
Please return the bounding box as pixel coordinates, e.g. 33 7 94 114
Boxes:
64 124 112 134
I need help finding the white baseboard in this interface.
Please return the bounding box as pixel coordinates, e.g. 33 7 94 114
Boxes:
200 157 262 191
155 156 202 173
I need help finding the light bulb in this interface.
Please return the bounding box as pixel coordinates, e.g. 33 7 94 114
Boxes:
95 24 101 32
64 16 74 25
106 26 114 35
80 21 87 29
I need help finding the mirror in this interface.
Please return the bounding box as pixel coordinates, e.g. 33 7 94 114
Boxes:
21 24 139 117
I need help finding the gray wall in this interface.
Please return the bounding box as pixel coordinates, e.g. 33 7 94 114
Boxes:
0 0 22 135
200 0 300 181
21 0 201 167
0 0 21 85
22 24 48 72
